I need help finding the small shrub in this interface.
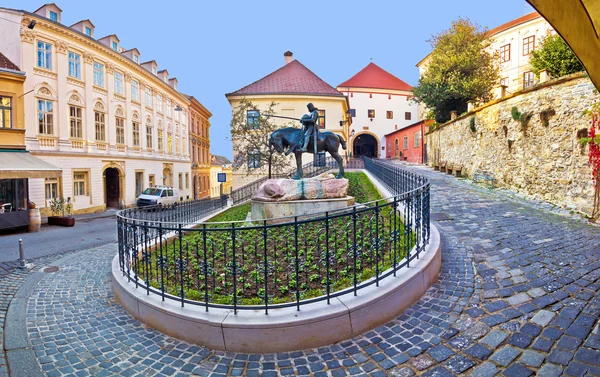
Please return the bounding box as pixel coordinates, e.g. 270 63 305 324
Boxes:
511 106 532 131
469 117 476 133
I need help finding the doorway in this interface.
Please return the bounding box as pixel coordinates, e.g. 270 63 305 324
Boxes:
163 167 172 186
104 168 120 209
353 133 378 158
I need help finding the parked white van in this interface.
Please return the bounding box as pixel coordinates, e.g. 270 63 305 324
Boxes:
136 186 179 207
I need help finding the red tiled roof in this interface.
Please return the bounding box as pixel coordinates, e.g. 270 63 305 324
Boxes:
487 12 541 36
227 60 343 97
211 154 231 166
0 53 19 71
338 63 412 91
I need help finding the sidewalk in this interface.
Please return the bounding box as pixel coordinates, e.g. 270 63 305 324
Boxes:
40 208 118 224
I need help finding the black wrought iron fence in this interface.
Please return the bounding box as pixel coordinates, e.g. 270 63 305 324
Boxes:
117 159 430 314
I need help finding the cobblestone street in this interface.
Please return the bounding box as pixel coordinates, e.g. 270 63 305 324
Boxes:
3 167 600 376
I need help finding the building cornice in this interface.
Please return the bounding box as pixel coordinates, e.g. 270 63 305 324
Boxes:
18 12 190 105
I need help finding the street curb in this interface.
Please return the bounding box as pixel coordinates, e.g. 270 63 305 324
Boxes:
3 251 87 376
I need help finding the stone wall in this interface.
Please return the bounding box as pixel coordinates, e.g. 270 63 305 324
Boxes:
427 72 599 215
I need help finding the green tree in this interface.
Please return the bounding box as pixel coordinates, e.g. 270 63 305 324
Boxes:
229 98 292 179
529 33 584 78
412 18 499 123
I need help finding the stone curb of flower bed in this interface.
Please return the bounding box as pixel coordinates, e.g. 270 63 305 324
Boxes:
111 222 441 353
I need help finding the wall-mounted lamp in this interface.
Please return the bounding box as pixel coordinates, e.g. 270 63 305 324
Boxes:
28 20 36 29
174 105 183 111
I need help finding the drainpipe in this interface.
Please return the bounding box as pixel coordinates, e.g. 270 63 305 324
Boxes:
421 121 424 164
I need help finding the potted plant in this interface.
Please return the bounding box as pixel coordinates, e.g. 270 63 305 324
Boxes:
48 197 75 227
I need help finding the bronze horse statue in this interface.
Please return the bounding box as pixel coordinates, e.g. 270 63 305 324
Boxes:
269 127 347 179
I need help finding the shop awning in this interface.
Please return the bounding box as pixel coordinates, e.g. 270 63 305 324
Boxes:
0 151 62 179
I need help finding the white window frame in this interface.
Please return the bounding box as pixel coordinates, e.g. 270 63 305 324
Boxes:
69 105 83 139
166 99 171 117
73 172 88 196
132 121 140 146
95 111 105 141
45 178 59 203
114 71 124 95
145 87 152 108
131 80 140 102
37 99 53 135
157 129 163 151
68 52 81 79
37 41 52 70
157 94 163 113
146 122 153 149
93 62 104 87
116 116 125 144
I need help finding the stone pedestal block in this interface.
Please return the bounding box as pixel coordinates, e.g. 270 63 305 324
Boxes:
251 196 355 223
254 174 348 202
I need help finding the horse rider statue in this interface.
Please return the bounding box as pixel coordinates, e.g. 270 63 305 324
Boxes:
297 103 319 153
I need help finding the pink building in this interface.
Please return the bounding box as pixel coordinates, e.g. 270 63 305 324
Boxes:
384 120 431 163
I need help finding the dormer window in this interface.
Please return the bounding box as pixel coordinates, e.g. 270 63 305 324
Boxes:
112 41 118 51
152 67 157 75
164 77 168 83
174 83 178 90
85 27 91 36
133 55 139 64
49 11 58 21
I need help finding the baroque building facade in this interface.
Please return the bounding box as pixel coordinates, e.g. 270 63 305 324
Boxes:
187 95 211 199
0 4 210 214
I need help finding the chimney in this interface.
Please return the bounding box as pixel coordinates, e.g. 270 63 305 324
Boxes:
284 51 293 65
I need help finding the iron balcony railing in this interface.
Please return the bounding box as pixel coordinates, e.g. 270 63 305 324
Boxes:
117 158 430 314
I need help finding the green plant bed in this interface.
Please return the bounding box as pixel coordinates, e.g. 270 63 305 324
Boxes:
342 172 383 204
206 202 251 223
136 174 416 306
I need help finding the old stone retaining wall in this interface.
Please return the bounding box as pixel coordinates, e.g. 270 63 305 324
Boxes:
427 72 598 215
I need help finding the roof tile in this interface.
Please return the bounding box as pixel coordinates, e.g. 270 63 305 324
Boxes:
338 63 411 91
0 53 19 71
227 60 343 97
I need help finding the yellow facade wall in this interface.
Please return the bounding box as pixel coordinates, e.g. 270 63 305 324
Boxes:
0 70 26 149
227 94 350 189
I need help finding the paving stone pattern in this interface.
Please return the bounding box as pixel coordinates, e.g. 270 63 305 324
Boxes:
13 168 600 376
0 251 78 377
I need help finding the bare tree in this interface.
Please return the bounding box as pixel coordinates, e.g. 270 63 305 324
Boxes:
229 99 293 179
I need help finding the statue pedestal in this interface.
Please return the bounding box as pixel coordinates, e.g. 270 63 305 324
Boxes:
251 196 355 224
250 174 352 223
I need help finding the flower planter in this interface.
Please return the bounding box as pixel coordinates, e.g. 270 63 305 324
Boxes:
48 216 75 227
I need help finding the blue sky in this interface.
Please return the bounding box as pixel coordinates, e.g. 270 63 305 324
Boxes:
8 0 534 158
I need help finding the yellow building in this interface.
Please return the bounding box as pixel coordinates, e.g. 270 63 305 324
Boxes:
0 3 211 214
0 52 61 230
187 95 211 199
209 155 232 198
225 51 351 189
416 12 554 118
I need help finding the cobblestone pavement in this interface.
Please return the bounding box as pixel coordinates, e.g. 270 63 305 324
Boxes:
12 168 600 376
0 250 79 377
